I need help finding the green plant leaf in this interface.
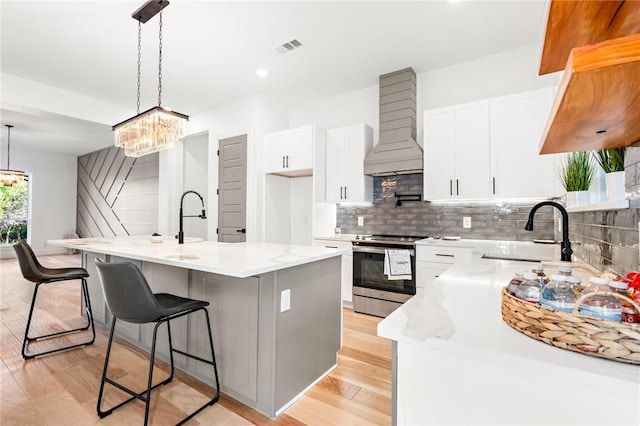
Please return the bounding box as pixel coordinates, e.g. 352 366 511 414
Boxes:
593 148 625 173
558 151 595 192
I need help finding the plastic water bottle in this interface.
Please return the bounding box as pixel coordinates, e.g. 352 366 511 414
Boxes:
540 274 577 313
579 277 622 321
516 272 542 303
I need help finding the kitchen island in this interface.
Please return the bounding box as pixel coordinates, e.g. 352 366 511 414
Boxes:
48 237 346 419
379 242 640 425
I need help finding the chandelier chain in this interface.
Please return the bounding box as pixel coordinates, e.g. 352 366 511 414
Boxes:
137 21 142 115
158 11 163 107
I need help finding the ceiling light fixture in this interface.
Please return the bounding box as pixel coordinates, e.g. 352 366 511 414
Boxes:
112 0 188 157
0 125 26 187
256 68 269 78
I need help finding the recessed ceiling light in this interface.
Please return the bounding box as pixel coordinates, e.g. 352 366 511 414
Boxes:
256 68 269 78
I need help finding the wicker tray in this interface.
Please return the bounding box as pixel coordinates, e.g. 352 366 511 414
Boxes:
501 287 640 364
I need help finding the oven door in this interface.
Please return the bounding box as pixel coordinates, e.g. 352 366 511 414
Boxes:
352 246 416 295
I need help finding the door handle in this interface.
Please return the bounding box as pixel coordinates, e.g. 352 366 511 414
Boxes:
236 228 246 234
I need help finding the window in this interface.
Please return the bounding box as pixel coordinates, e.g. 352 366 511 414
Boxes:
0 179 29 245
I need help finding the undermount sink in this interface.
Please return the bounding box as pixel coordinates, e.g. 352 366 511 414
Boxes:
481 253 550 263
165 254 199 261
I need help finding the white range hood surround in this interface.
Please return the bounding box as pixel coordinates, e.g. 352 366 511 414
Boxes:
364 67 423 176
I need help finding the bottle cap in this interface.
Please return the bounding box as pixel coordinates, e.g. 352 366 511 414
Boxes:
566 276 581 284
550 274 566 282
590 276 609 285
559 266 572 273
532 265 544 272
609 280 629 290
522 272 538 281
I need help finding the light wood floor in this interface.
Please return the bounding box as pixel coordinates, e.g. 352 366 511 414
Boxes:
0 253 391 425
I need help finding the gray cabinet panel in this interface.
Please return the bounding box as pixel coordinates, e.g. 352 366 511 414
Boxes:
274 257 341 411
190 271 260 402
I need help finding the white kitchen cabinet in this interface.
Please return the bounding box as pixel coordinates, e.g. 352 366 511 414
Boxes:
423 101 491 200
490 88 560 198
423 107 455 200
325 124 373 203
264 126 315 176
424 87 561 201
415 245 472 288
312 238 353 305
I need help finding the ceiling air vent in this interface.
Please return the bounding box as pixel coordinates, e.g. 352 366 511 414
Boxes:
276 39 303 54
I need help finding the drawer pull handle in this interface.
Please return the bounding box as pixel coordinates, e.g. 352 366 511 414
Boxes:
435 253 455 257
325 246 338 249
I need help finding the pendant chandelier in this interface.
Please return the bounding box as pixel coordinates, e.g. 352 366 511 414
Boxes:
0 125 26 187
113 0 188 158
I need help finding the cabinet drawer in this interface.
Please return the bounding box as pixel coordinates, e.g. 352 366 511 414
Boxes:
416 246 472 264
312 239 353 252
416 263 449 288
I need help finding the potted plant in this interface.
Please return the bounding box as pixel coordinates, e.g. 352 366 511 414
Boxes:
558 151 594 208
594 147 626 202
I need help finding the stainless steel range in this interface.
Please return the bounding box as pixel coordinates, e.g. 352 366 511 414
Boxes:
352 234 427 317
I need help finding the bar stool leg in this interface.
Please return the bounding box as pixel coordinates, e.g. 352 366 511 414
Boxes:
21 282 43 358
97 317 118 418
203 309 221 400
81 278 96 344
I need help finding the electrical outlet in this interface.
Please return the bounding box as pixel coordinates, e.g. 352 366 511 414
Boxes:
358 216 364 227
463 217 471 228
280 289 291 313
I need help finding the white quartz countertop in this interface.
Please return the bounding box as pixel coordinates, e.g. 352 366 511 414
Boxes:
48 237 346 278
378 257 640 387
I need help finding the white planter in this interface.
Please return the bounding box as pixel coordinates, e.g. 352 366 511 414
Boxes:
566 190 590 208
605 171 626 202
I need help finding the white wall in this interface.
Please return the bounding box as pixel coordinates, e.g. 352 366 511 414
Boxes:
0 148 77 258
183 133 209 240
158 93 290 243
289 43 562 146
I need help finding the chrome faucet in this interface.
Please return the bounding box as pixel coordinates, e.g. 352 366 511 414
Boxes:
178 190 206 244
525 201 572 262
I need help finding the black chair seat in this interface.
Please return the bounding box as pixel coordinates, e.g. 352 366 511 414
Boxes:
95 259 220 425
13 241 95 359
36 267 89 282
155 293 209 318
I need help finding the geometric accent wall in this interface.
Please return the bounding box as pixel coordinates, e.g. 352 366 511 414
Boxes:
77 146 159 238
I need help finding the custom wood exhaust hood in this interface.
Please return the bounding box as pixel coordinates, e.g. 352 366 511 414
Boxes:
538 0 640 154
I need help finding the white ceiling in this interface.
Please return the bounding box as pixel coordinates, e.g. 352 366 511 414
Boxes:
0 0 548 156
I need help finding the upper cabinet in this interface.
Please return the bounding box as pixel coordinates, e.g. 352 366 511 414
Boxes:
538 0 640 154
424 88 559 201
423 100 491 200
264 126 316 176
491 88 561 198
325 124 373 204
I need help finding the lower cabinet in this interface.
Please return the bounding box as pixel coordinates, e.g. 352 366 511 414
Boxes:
416 245 472 287
312 239 353 304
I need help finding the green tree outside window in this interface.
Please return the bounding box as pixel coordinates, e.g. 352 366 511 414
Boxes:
0 179 29 244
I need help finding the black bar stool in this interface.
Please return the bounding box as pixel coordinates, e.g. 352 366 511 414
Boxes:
12 241 96 359
94 259 220 426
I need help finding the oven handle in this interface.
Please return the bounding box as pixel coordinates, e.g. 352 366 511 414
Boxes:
352 246 415 256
